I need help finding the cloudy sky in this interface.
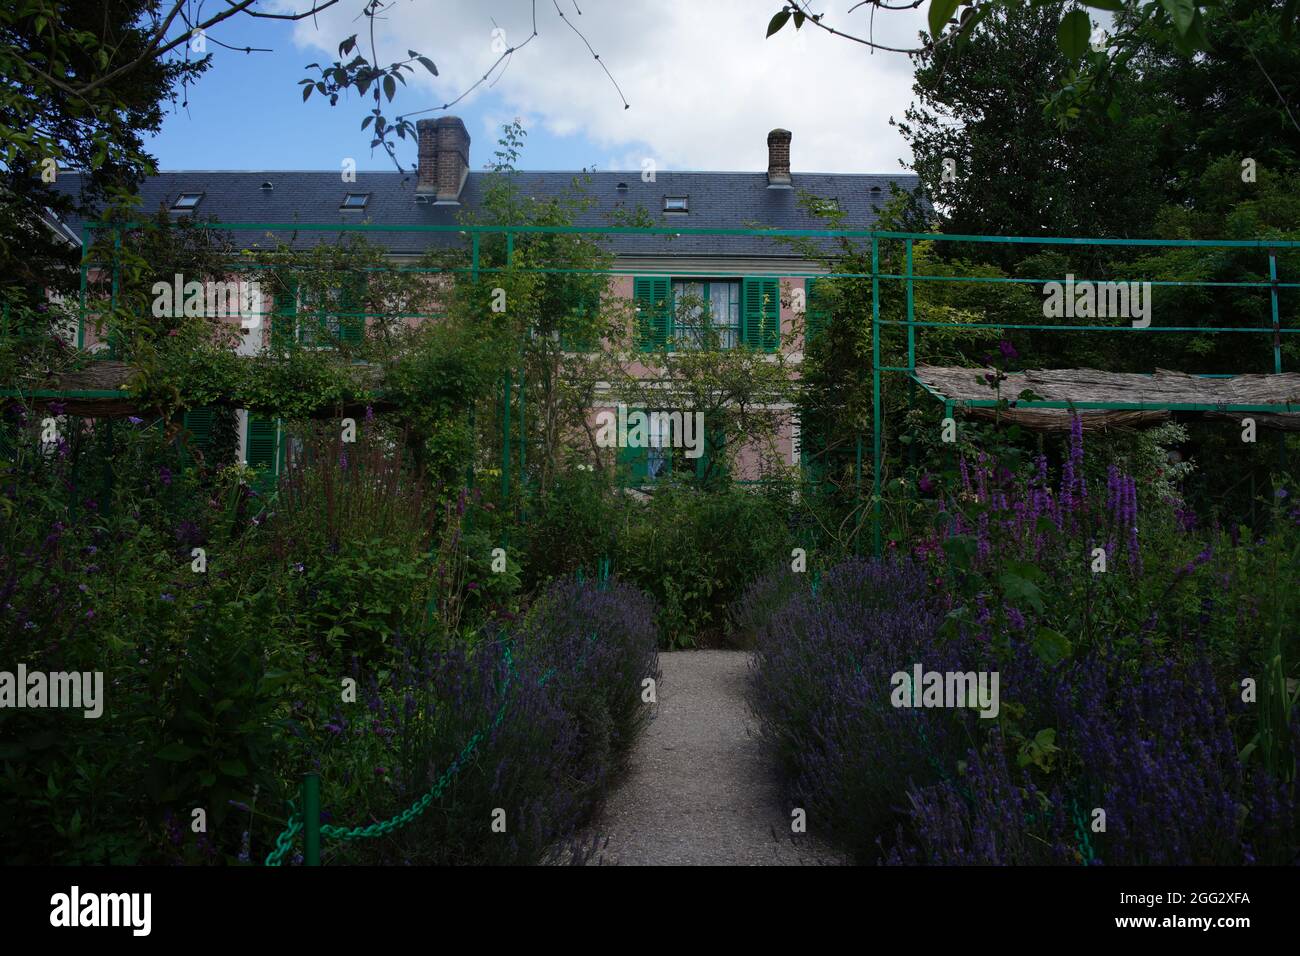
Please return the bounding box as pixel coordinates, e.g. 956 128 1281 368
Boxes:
147 0 928 175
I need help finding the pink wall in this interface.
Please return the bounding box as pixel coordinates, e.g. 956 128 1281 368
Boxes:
592 273 806 482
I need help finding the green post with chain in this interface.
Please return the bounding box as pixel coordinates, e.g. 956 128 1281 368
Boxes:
302 772 321 866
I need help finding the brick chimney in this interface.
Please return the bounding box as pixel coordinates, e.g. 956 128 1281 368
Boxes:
767 128 792 188
416 116 471 204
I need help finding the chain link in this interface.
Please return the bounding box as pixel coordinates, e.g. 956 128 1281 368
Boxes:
264 800 303 867
264 628 603 862
317 645 515 843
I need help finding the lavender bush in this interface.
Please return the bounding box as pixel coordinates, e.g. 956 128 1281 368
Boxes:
748 557 978 861
311 577 660 865
751 416 1299 865
887 640 1297 864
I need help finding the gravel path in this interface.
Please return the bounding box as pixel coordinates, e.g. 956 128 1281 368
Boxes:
585 650 844 866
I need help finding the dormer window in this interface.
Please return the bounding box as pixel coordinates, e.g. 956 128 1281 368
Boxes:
341 192 370 211
663 196 688 213
171 192 203 211
616 182 629 194
260 181 274 191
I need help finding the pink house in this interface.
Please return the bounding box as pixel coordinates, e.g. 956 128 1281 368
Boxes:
52 117 920 484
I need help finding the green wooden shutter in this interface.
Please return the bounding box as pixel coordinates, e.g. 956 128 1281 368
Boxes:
694 423 725 482
618 421 647 484
337 274 367 344
246 413 279 473
182 407 216 456
805 277 829 344
742 277 780 352
634 277 671 351
272 277 297 350
800 422 826 486
618 442 646 483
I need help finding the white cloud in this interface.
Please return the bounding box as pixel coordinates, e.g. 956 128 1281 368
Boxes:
288 0 925 174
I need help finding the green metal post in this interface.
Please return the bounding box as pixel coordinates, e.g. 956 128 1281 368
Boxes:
854 432 863 556
110 227 121 357
506 231 514 265
905 239 915 370
905 239 917 470
302 772 321 866
518 363 525 489
472 234 480 282
501 372 512 501
871 236 882 558
1269 251 1282 374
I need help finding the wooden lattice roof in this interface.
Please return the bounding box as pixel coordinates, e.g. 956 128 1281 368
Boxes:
912 366 1300 431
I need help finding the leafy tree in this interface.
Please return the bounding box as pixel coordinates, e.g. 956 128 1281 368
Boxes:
764 0 1296 122
0 2 206 329
896 1 1165 243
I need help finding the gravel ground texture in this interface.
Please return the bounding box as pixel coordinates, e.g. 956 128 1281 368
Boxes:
583 649 844 866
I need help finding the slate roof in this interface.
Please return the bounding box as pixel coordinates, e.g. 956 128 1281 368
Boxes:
52 169 921 260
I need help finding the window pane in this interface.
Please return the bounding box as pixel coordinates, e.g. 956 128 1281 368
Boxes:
671 280 741 349
713 281 740 349
672 281 705 349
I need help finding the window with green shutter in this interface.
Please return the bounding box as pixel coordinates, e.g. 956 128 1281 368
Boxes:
694 423 726 483
182 407 216 458
617 428 648 484
272 276 298 350
799 422 827 485
634 277 672 351
805 277 830 345
245 413 280 489
741 276 780 352
302 274 367 347
335 273 367 345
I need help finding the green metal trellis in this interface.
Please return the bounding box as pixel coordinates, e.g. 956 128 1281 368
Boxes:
867 231 1297 556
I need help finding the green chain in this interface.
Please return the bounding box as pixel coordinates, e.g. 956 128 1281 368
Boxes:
318 645 515 843
264 800 303 866
538 630 598 688
262 644 516 862
1070 797 1097 864
264 622 605 861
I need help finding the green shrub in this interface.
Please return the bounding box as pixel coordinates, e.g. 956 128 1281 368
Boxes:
615 479 790 647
